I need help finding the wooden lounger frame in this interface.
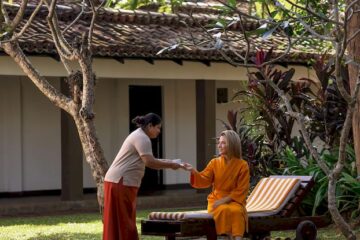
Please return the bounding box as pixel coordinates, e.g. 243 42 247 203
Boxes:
141 176 332 240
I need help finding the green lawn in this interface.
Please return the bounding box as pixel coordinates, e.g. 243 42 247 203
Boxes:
0 210 358 240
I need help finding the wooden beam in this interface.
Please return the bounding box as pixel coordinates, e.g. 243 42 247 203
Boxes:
196 80 216 171
172 59 183 65
60 78 84 201
113 57 125 64
144 58 154 65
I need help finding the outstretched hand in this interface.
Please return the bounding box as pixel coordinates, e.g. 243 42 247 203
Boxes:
169 160 195 171
182 163 194 171
170 162 182 170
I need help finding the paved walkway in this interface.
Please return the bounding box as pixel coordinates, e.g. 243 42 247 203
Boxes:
0 189 208 217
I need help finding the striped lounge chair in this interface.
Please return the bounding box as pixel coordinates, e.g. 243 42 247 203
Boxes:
141 176 331 240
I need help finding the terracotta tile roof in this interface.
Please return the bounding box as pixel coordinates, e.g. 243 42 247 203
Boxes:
2 2 318 64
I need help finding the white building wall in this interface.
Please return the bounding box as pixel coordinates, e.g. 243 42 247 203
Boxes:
21 78 61 191
162 80 196 185
83 78 196 188
0 77 61 192
0 56 313 192
215 80 246 138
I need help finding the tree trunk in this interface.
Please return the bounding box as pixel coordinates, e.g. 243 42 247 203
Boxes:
74 114 109 210
328 176 357 240
3 40 109 210
347 0 360 177
328 107 357 240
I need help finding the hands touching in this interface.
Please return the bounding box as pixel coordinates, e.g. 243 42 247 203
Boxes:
182 162 195 172
169 159 184 170
170 159 195 172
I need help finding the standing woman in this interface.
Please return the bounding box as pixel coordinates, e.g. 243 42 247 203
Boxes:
103 113 184 240
184 130 250 240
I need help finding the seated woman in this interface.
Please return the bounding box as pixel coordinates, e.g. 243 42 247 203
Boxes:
184 130 250 240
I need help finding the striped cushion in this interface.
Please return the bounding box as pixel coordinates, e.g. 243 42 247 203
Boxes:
148 177 301 220
149 210 211 220
246 177 300 217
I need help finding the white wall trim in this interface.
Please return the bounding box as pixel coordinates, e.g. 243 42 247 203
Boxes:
0 56 316 81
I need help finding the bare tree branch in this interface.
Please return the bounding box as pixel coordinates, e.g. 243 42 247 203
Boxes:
347 29 360 45
333 0 342 41
298 16 336 41
87 0 97 48
346 0 360 14
263 77 331 175
259 35 292 68
59 52 72 74
212 0 261 22
218 50 250 67
336 47 352 102
228 45 246 62
336 71 360 177
0 0 5 33
327 70 360 239
1 1 10 24
8 0 28 34
235 10 250 65
275 2 336 42
284 0 344 26
48 0 57 17
1 0 45 43
62 0 86 34
3 33 50 43
3 41 73 113
45 0 74 59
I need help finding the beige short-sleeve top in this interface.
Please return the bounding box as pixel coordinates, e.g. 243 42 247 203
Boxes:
104 128 153 187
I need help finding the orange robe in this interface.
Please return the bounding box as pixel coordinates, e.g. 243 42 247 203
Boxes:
191 157 250 237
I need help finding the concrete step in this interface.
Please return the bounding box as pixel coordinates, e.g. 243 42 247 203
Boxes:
0 189 208 216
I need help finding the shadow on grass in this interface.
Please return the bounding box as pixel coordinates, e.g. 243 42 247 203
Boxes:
27 232 101 240
0 212 102 227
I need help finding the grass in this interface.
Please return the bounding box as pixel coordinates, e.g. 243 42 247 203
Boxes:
0 210 359 240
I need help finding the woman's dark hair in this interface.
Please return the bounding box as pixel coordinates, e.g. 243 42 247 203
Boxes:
132 113 161 129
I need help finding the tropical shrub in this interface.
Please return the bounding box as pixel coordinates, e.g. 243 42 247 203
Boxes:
227 50 351 165
278 142 360 218
220 51 355 217
218 110 274 185
301 55 350 147
221 50 315 183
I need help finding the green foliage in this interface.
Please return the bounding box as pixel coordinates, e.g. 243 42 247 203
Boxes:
301 56 350 146
220 50 354 215
218 110 274 185
231 49 350 157
105 0 183 12
244 0 337 51
233 49 313 152
278 143 360 217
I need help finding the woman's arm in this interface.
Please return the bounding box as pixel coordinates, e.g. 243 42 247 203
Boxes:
141 155 182 170
188 160 215 189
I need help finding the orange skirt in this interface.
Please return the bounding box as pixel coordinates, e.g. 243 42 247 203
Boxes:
102 179 139 240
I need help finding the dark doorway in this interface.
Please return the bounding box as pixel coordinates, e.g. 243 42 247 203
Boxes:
129 85 164 194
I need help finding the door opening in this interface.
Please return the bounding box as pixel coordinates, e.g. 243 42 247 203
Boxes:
129 85 164 194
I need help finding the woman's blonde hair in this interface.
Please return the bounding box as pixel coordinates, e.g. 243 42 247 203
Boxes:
220 130 242 159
